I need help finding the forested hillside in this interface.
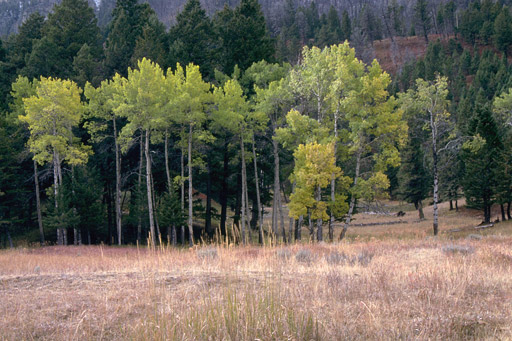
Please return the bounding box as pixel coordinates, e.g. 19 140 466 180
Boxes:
1 0 512 247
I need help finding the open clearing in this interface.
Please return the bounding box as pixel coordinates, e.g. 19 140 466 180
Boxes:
1 202 512 340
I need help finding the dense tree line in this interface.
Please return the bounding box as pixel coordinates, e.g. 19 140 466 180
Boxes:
1 0 512 247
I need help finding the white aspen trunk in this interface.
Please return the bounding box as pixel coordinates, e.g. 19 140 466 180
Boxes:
252 135 264 244
187 124 194 246
164 129 172 192
145 129 156 246
339 150 361 240
431 120 439 236
278 185 287 243
272 133 279 237
180 145 185 245
72 166 78 246
53 151 62 245
113 117 122 246
150 169 161 242
137 134 143 243
329 110 338 241
240 134 247 244
288 181 296 243
34 161 44 245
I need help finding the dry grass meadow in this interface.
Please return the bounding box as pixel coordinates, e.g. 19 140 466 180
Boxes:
1 200 512 340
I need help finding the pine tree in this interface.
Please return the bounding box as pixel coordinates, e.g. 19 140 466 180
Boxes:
398 131 429 219
43 0 102 79
415 0 431 43
462 103 503 223
169 0 216 80
214 0 274 74
104 0 152 77
493 7 512 56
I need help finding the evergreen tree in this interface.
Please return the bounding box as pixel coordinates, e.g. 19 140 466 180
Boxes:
42 0 102 79
132 14 167 68
8 12 45 71
462 103 503 223
398 130 429 219
169 0 216 80
104 0 152 77
414 0 431 43
341 10 352 40
493 7 512 56
214 0 274 74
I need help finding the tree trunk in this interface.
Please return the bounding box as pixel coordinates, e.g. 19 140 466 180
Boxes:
220 139 229 237
432 135 439 236
252 135 264 244
205 160 213 239
272 132 280 238
145 129 156 246
171 225 177 246
137 135 143 244
71 166 78 246
53 151 62 245
278 188 287 243
150 169 161 243
34 161 44 245
6 228 13 249
296 215 303 241
508 202 511 220
106 183 113 245
449 200 453 211
164 129 172 192
187 124 194 247
240 134 247 244
455 199 459 212
316 185 323 242
501 204 506 221
114 118 122 246
308 212 314 241
329 111 338 242
339 150 361 240
416 200 425 220
180 144 185 245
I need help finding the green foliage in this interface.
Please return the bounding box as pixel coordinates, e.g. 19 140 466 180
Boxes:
169 0 216 79
214 0 274 74
494 7 512 54
18 76 90 166
158 188 186 230
398 131 429 206
44 184 80 234
115 58 165 150
42 0 102 79
289 142 343 220
462 104 503 220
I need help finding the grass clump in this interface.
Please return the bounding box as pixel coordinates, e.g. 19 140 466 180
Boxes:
276 248 291 261
196 247 218 260
442 244 475 255
325 251 349 265
466 234 483 240
295 249 316 264
353 250 374 266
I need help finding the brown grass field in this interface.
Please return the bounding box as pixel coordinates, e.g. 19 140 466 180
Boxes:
1 200 512 340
